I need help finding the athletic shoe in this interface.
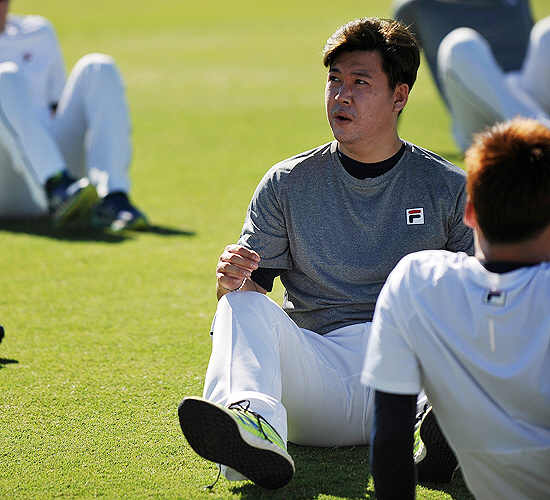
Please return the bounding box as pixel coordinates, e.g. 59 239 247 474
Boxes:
91 191 149 232
178 397 295 490
414 405 459 483
45 171 98 227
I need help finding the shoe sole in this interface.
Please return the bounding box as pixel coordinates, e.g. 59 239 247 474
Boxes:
178 397 294 489
416 409 458 483
53 184 98 228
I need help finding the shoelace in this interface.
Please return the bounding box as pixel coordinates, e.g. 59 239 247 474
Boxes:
227 399 276 442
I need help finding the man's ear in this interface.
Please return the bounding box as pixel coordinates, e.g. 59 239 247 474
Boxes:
393 83 409 113
463 197 477 229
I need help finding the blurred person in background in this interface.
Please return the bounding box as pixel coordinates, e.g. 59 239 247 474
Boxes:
0 0 148 231
394 0 550 152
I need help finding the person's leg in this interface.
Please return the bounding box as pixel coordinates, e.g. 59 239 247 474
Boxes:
0 62 60 216
516 16 550 115
51 54 147 230
182 292 376 485
51 53 132 197
0 148 46 217
203 292 372 446
437 27 550 151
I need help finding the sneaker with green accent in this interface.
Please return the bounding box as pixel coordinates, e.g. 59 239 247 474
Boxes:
45 171 98 227
178 397 295 489
414 405 459 483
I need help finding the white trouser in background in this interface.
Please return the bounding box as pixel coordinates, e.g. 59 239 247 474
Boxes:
203 292 374 450
0 53 132 217
437 16 550 152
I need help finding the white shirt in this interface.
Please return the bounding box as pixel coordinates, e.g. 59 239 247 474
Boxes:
0 14 66 120
362 250 550 500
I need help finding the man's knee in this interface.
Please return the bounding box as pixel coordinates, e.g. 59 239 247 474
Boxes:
220 291 274 314
438 27 489 69
531 16 550 53
0 61 20 76
71 53 123 85
215 292 288 331
0 61 24 91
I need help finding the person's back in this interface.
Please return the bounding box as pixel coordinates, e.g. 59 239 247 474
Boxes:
393 0 533 91
384 249 550 499
363 117 550 500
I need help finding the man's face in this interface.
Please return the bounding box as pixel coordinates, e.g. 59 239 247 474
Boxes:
325 50 407 158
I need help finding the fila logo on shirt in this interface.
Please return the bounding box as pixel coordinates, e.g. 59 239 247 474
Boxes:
406 208 424 225
484 289 507 307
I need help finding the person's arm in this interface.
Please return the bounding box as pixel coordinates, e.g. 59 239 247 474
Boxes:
371 390 417 500
215 244 267 300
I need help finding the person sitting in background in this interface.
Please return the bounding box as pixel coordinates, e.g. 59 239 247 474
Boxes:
362 117 550 500
0 0 148 231
393 0 550 152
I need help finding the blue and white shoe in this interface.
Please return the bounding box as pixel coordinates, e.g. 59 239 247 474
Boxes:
91 191 149 232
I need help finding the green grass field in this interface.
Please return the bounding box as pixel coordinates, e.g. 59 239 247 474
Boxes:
1 0 547 498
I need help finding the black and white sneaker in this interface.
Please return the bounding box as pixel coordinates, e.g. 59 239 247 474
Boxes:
178 397 295 490
414 405 459 483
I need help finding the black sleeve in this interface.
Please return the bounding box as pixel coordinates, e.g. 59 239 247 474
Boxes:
250 267 282 292
370 390 417 500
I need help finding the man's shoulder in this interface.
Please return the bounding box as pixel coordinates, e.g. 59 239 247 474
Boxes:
6 14 55 37
389 250 468 293
265 142 334 181
273 142 333 169
404 142 467 187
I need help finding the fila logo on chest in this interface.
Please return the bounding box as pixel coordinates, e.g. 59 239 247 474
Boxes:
406 208 424 225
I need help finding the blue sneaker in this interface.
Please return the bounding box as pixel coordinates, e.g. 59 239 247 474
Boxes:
178 397 295 490
46 171 98 227
91 191 149 232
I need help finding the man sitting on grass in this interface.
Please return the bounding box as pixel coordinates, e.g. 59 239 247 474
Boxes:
177 16 473 490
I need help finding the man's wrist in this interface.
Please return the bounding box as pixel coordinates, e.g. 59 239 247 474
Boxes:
221 278 247 293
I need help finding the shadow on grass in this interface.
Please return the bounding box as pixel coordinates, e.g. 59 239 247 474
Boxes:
419 468 475 500
232 445 375 500
231 444 474 500
0 217 195 242
0 358 19 369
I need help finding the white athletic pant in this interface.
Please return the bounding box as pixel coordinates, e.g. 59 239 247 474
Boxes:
437 16 550 152
203 292 374 448
0 53 132 217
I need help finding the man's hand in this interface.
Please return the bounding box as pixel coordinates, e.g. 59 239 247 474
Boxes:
216 245 265 299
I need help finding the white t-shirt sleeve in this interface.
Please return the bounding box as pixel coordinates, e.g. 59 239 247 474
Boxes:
361 258 423 395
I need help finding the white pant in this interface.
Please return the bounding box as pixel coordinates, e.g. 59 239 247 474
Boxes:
203 292 374 448
437 16 550 152
0 53 132 217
